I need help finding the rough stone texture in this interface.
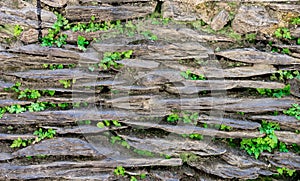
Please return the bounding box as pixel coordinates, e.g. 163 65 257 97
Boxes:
41 0 68 7
13 138 101 157
0 7 56 29
161 0 200 21
267 152 300 170
232 5 278 34
65 4 156 22
211 10 230 31
216 48 300 65
20 29 48 44
1 1 300 180
188 157 273 179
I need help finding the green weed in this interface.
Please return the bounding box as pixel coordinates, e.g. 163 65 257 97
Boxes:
283 104 300 120
141 30 158 41
183 133 203 140
134 149 153 157
11 128 56 148
245 33 256 43
10 137 29 148
270 70 300 81
276 167 296 177
274 27 292 40
97 120 121 128
167 113 179 123
13 25 23 37
291 17 300 25
111 136 130 149
114 166 125 176
41 13 69 47
99 50 133 70
180 70 206 80
77 35 89 51
256 84 290 98
43 64 64 70
59 79 75 88
219 124 233 131
240 121 281 159
180 152 198 163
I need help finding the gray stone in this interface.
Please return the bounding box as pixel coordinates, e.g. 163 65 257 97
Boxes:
41 0 68 7
232 5 278 34
211 10 230 31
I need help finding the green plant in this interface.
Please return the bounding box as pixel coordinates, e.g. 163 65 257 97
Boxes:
245 33 256 43
10 137 29 148
240 120 280 159
219 124 233 131
77 35 89 51
274 27 292 40
130 176 138 181
97 120 121 128
59 79 74 88
41 13 69 47
114 166 125 176
27 102 47 112
256 84 290 98
0 107 6 118
281 48 290 54
237 112 245 116
125 21 137 36
180 152 198 163
283 104 300 120
43 64 64 70
18 89 41 99
291 17 300 25
111 136 130 149
99 50 133 70
181 112 198 124
167 111 199 124
41 90 56 97
13 25 23 37
167 113 179 123
11 128 55 148
54 34 68 48
188 133 203 140
270 70 300 81
279 142 289 152
276 167 296 177
134 149 153 157
77 120 91 125
141 30 158 41
33 128 56 142
6 104 26 114
58 103 70 109
180 70 206 80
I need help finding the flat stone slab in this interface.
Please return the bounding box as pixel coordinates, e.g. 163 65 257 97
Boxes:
267 152 300 170
65 4 156 22
166 63 277 78
121 121 264 139
119 134 226 157
166 80 285 94
92 41 213 61
0 133 36 141
188 157 273 179
198 115 261 130
13 138 101 157
216 48 300 65
232 5 277 34
0 158 182 180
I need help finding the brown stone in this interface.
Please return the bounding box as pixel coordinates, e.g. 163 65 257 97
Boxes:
211 10 230 31
232 5 278 34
